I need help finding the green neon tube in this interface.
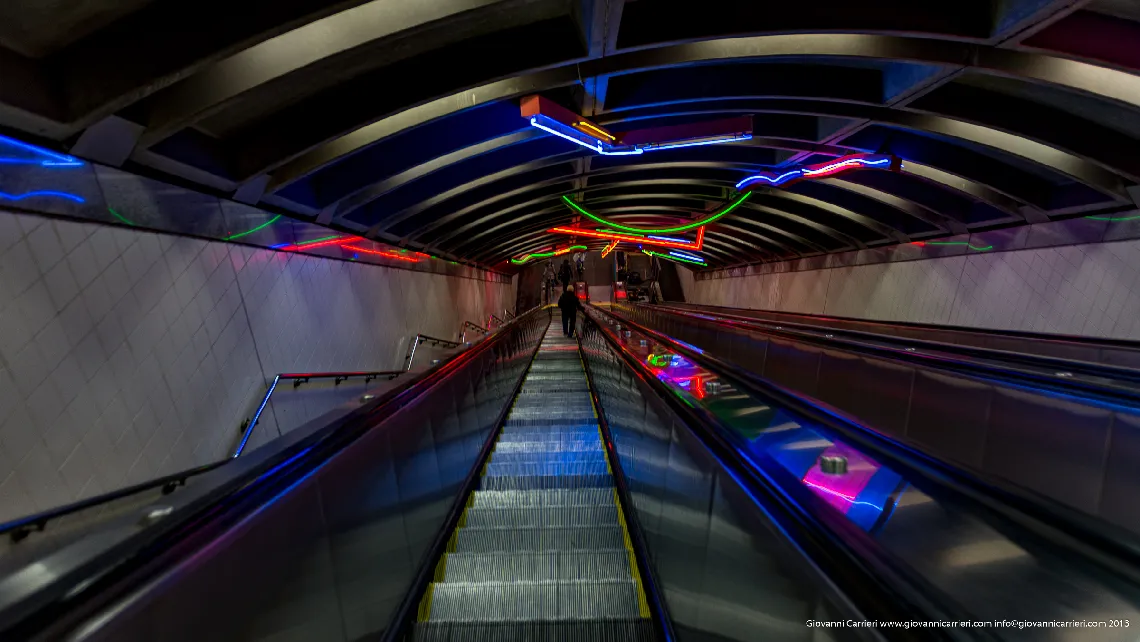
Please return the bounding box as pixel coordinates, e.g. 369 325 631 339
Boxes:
511 245 588 265
107 207 135 226
224 214 282 241
561 191 752 234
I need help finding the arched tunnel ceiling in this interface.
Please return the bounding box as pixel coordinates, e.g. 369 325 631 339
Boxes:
2 0 1140 271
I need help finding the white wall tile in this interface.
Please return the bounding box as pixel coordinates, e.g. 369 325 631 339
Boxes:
0 209 514 523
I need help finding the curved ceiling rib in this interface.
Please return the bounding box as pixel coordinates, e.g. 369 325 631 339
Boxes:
3 0 1139 269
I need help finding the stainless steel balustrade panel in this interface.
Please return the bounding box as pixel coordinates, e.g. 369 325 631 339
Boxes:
53 313 548 642
619 304 1140 534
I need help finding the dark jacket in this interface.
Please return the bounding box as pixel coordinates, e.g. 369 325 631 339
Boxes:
558 262 573 283
557 290 580 313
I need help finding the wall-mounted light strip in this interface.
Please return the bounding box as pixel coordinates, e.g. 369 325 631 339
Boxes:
224 215 282 241
909 240 993 252
107 207 135 226
342 245 420 262
643 249 707 267
736 154 894 191
510 245 589 265
0 190 85 203
527 105 748 156
1086 214 1140 222
0 134 84 167
561 192 750 234
600 240 619 258
548 225 705 251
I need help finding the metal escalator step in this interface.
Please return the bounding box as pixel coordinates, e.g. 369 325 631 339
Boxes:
505 417 597 427
454 526 626 553
489 451 607 465
472 489 615 509
463 505 619 529
498 422 598 434
484 462 609 478
495 432 600 444
492 441 601 454
426 579 642 622
479 473 612 491
439 551 632 583
411 619 656 642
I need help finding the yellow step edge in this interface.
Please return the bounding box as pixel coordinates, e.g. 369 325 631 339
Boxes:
633 578 651 618
417 583 435 622
445 529 458 553
434 554 449 582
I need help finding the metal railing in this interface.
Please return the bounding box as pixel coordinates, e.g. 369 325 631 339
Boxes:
460 320 488 343
403 334 463 371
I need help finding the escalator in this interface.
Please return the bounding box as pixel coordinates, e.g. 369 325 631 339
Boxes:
7 306 1140 641
412 320 655 641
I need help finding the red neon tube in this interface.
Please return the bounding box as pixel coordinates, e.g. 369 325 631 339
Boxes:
548 226 705 251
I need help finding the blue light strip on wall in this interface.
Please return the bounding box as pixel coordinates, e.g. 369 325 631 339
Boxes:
0 190 85 203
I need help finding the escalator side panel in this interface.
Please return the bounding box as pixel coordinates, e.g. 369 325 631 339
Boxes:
62 315 546 642
580 327 869 642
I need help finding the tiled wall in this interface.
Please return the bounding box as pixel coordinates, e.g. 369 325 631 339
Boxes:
690 238 1140 340
0 209 515 523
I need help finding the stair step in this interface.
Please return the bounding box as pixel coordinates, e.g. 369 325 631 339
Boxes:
464 506 619 529
479 473 612 491
454 526 626 553
484 462 609 478
411 619 655 642
426 580 643 622
471 489 615 509
438 551 632 583
489 451 607 465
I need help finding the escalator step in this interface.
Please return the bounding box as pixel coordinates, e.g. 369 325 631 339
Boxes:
472 489 615 509
411 619 656 642
479 473 612 491
505 418 598 427
495 432 601 444
454 526 626 553
438 551 632 583
489 451 607 465
484 462 610 478
492 441 602 454
463 506 619 529
426 579 642 622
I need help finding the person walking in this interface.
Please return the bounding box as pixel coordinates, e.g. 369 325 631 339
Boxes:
558 258 573 290
558 285 582 337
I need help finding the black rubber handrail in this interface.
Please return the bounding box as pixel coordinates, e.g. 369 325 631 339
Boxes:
596 305 1140 590
0 305 545 640
638 303 1140 406
581 309 976 640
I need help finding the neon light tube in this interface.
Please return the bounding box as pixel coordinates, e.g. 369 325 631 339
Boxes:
574 120 616 141
642 247 702 264
548 226 705 251
511 245 588 265
647 234 691 243
0 134 84 167
561 192 750 234
107 207 135 226
342 245 420 262
529 117 606 153
909 241 993 252
224 215 282 241
736 154 892 191
0 190 85 203
276 236 349 251
600 240 618 258
638 133 752 151
669 250 704 262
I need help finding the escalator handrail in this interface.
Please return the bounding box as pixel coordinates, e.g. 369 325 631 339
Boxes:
581 309 976 640
666 301 1140 352
647 303 1140 398
0 305 546 640
600 305 1140 588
